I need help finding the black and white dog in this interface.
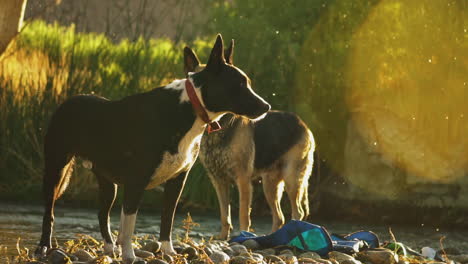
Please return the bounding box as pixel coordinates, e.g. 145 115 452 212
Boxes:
184 47 315 239
35 35 270 263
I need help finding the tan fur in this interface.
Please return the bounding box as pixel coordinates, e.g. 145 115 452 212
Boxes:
202 120 315 239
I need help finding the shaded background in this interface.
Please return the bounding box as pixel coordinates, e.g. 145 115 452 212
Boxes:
1 0 467 228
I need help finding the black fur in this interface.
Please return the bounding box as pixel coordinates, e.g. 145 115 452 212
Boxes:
253 111 306 169
35 34 270 261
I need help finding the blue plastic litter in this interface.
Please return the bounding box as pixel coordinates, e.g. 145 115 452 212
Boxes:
229 220 380 256
229 220 333 256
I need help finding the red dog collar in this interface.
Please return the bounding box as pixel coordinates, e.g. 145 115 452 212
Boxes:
185 79 221 133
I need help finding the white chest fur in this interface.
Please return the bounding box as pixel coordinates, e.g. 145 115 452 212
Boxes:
146 118 205 190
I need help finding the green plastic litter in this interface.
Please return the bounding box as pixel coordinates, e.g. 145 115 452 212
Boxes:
288 229 329 251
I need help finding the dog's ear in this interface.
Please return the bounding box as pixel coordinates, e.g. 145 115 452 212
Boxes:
184 47 201 77
206 34 225 72
224 39 234 64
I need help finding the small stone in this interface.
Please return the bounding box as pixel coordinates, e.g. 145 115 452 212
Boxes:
134 260 147 264
298 257 320 264
191 260 211 264
422 247 437 260
279 249 294 256
328 251 355 263
229 242 241 247
242 239 260 250
229 256 252 264
341 260 362 264
162 254 174 263
73 249 94 262
279 254 298 263
135 249 155 259
210 250 231 264
357 249 398 264
181 247 199 260
174 246 185 254
67 254 79 262
203 246 213 256
87 256 114 264
299 252 321 259
239 252 263 261
147 259 168 264
230 245 248 256
223 247 235 257
47 249 71 264
264 255 286 264
142 241 162 253
261 248 276 256
250 253 263 261
26 262 47 264
314 258 333 264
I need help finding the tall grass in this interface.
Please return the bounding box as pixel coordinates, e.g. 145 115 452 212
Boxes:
0 20 213 205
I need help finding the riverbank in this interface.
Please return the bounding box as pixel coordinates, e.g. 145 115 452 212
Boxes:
1 203 468 263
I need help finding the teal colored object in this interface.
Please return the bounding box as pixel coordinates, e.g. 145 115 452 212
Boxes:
288 229 330 251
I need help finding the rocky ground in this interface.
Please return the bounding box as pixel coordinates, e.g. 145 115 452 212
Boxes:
12 233 468 264
2 204 468 264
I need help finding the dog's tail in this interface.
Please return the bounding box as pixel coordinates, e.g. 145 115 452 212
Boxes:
301 128 316 218
43 145 75 201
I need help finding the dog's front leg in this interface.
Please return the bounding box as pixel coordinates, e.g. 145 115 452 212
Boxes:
117 183 146 264
160 171 189 255
236 175 253 233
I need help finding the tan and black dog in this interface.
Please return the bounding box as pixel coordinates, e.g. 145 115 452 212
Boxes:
36 35 270 263
184 45 315 239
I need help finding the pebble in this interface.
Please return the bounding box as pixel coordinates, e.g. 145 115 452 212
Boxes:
229 255 252 264
279 254 298 263
264 255 286 264
181 246 199 260
356 249 398 264
239 252 263 261
147 259 168 264
174 246 185 254
47 248 71 264
256 248 276 256
223 246 235 257
87 255 113 263
210 250 231 264
315 258 333 264
298 257 320 264
230 244 248 256
341 259 362 264
242 239 260 250
299 252 321 259
279 249 294 256
141 241 162 253
162 254 174 263
328 251 355 263
422 247 437 259
73 249 94 262
203 246 213 256
135 248 155 259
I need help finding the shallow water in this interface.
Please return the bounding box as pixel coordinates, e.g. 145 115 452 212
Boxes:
1 202 467 258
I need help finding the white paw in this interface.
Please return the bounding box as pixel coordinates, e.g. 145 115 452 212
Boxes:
160 241 177 255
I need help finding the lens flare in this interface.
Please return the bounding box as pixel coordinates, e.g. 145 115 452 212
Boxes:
295 0 468 197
